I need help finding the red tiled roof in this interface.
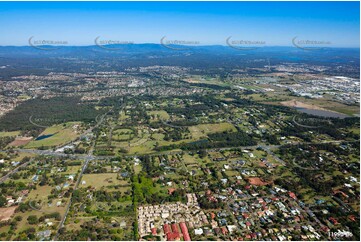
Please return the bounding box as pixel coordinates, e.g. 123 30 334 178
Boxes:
329 217 339 224
163 224 171 235
168 188 176 195
163 223 181 241
321 227 330 232
288 192 297 199
166 232 180 241
179 222 191 241
171 223 179 234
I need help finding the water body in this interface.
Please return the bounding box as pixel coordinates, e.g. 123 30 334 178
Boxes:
296 108 349 119
35 133 54 141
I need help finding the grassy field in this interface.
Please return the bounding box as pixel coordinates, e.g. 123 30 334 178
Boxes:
113 128 134 141
26 185 68 214
147 110 170 120
118 110 129 121
11 152 36 161
189 122 236 139
134 163 142 174
25 122 80 148
80 173 130 189
0 131 20 137
125 130 197 154
27 185 53 201
182 154 198 164
60 165 82 175
349 127 360 135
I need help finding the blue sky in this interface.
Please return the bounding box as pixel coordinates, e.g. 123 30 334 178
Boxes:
0 1 359 47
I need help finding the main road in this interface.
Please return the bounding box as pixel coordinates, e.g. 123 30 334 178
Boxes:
53 156 92 240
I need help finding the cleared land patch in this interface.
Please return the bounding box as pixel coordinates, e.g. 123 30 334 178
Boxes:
25 122 80 148
80 173 130 189
189 122 236 139
8 136 33 147
0 206 17 222
281 99 326 110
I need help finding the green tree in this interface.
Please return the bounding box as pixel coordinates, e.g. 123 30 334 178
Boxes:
27 215 38 225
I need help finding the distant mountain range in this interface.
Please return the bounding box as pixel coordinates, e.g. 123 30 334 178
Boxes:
0 44 359 59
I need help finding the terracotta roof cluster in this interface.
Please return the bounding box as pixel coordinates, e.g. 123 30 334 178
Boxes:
180 222 191 241
163 223 182 241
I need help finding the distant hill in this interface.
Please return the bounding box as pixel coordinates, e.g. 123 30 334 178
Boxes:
0 44 359 59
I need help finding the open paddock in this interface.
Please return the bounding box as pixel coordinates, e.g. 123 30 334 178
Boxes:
0 131 20 137
189 122 236 139
0 206 17 222
147 110 170 121
80 173 130 189
25 122 81 148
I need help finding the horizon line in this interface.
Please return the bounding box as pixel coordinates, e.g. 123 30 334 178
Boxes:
0 44 359 49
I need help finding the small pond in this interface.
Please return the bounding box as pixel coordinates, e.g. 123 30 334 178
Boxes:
35 133 55 141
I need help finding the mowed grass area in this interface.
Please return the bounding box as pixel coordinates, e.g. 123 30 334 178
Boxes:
0 131 20 137
189 122 237 139
349 127 360 135
26 185 54 201
12 152 36 161
80 173 130 189
134 163 142 174
126 131 193 154
25 185 68 214
113 128 134 141
147 110 170 120
118 110 129 121
59 165 82 175
119 123 238 155
8 192 67 240
113 123 237 155
25 122 81 148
